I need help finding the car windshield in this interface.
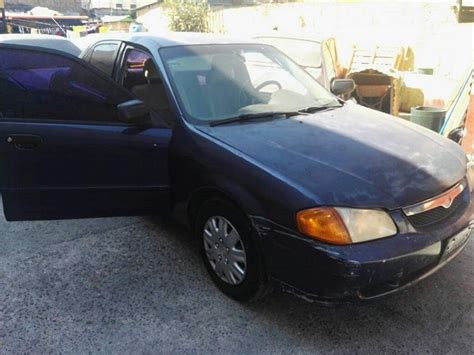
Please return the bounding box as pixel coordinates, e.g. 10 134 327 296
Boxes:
159 44 339 125
254 37 322 68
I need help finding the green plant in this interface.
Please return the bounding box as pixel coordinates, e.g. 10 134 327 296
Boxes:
167 0 209 33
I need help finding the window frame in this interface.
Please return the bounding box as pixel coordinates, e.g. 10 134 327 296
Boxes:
85 40 122 78
116 43 177 128
117 44 156 87
0 43 135 126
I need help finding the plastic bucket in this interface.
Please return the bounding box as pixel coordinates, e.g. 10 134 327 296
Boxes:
410 106 447 132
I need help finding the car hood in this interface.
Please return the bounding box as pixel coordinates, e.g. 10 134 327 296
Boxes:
197 104 467 209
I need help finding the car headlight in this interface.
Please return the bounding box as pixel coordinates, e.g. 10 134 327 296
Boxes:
296 207 397 245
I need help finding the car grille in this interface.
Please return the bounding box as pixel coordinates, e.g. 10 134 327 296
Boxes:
404 180 469 229
407 192 465 228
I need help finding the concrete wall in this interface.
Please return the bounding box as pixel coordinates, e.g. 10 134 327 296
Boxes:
206 2 472 78
137 1 472 78
136 4 168 32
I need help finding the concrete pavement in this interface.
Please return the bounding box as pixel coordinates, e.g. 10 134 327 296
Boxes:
0 203 472 353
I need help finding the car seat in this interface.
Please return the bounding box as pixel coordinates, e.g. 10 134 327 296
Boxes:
131 59 169 112
207 54 253 118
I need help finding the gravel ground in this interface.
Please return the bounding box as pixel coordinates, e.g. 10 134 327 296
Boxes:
0 202 472 354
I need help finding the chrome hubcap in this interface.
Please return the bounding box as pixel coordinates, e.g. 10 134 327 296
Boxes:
203 216 247 285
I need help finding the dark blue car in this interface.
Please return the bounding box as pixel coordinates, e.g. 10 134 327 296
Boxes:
0 33 472 303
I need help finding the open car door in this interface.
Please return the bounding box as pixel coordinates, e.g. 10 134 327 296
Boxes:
0 44 172 221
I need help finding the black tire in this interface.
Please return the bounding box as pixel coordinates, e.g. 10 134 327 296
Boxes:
195 198 271 303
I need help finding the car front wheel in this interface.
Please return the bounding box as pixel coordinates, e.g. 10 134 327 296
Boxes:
196 198 270 302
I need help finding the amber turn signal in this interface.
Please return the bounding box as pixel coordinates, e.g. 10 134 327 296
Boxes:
296 207 352 245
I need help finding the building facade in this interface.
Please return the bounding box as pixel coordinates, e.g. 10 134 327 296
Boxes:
82 0 138 11
81 0 140 16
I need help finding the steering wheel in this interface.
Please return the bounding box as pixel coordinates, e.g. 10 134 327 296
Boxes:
238 80 283 106
255 80 282 92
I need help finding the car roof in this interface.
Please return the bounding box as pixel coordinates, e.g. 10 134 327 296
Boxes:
0 34 81 56
76 32 257 53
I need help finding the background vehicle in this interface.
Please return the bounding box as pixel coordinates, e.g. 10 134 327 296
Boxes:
0 34 80 55
254 35 354 98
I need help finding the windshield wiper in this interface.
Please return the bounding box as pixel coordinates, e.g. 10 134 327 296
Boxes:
209 103 343 127
298 103 342 114
210 111 300 127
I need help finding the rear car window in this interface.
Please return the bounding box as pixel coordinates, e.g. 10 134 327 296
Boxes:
89 42 119 76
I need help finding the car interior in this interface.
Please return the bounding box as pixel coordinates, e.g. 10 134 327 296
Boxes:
120 48 333 123
172 53 264 120
131 59 170 113
121 50 173 126
161 44 337 123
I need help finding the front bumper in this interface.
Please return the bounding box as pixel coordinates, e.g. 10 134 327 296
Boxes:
252 193 474 304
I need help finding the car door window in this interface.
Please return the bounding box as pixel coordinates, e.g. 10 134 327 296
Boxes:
88 42 119 77
0 46 132 123
121 49 153 91
120 48 173 126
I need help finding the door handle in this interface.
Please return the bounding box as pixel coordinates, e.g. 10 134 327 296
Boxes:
7 134 43 150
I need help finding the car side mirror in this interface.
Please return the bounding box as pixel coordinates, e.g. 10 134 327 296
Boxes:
448 127 466 144
117 100 151 125
331 79 355 96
